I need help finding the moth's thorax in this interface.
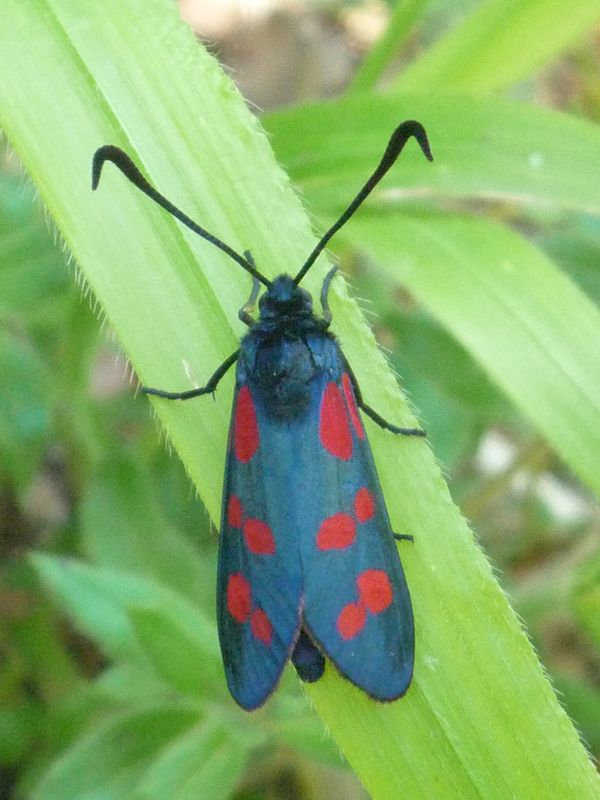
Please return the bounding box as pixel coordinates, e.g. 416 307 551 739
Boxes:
238 330 340 421
235 275 338 420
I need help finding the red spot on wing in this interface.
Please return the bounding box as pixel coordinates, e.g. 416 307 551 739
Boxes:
337 602 367 640
319 382 352 460
316 512 356 550
227 573 251 622
357 570 393 614
243 518 276 555
234 385 259 463
227 495 243 528
354 487 376 522
250 608 273 645
342 373 365 440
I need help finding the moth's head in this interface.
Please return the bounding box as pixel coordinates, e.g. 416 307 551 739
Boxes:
258 274 313 321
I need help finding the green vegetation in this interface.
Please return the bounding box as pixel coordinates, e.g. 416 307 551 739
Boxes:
1 1 599 798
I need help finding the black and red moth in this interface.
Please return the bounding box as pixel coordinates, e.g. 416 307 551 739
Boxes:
92 121 432 710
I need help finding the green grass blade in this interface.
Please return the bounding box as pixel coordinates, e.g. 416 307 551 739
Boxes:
347 0 429 94
1 2 599 798
395 0 600 93
136 719 248 800
34 705 199 800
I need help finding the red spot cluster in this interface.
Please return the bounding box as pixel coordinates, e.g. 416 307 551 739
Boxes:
337 569 393 640
319 373 364 460
227 495 276 555
316 487 376 550
234 385 259 463
226 572 273 645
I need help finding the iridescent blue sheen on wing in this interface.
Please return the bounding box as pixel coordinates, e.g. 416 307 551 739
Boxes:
217 330 413 708
303 365 414 699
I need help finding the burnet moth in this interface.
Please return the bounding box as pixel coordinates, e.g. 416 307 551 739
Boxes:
92 121 432 710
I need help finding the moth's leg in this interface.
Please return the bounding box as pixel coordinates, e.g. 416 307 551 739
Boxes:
238 251 261 327
394 534 414 543
320 266 339 328
344 358 426 437
142 350 239 400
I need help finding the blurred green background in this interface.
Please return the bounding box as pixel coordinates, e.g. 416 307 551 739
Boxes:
1 1 600 798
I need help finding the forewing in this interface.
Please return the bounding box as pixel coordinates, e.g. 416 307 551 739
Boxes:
218 347 414 706
217 384 303 710
300 368 414 701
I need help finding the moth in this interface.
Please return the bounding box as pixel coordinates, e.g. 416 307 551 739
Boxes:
92 120 432 709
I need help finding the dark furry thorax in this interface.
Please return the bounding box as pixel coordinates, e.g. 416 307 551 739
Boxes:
238 275 337 420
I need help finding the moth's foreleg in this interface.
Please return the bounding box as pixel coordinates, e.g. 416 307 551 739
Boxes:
142 349 239 400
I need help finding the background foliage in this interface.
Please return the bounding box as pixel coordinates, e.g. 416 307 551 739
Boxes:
1 1 600 798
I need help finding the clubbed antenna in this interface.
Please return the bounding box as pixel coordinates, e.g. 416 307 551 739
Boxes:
92 145 271 287
293 121 433 285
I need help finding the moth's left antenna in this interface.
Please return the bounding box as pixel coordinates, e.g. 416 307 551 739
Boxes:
92 145 271 287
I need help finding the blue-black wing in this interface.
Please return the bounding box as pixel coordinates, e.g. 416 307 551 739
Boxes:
217 338 413 707
216 383 304 710
299 361 414 700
